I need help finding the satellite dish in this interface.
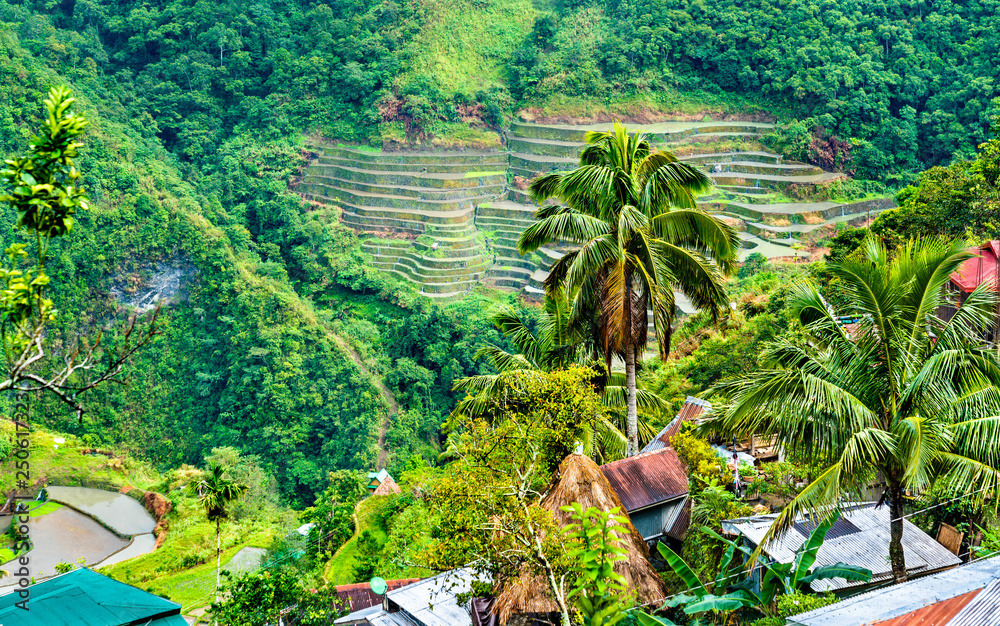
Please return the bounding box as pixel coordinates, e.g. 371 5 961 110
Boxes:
370 577 388 595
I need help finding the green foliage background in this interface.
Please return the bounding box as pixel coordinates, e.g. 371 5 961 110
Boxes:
1 0 998 507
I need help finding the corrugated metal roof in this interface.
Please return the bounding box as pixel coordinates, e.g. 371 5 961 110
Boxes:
723 503 961 592
388 568 483 626
868 589 978 626
641 397 710 453
334 603 384 625
0 567 184 625
786 555 1000 626
369 612 420 626
948 575 1000 626
335 579 421 612
337 568 485 626
600 447 689 513
665 496 691 542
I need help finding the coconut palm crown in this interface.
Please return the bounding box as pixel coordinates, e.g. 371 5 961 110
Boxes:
707 236 1000 582
517 121 739 455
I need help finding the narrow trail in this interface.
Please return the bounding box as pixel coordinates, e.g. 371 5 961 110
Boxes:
331 333 399 470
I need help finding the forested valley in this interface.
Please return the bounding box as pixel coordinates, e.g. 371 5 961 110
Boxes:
2 0 1000 623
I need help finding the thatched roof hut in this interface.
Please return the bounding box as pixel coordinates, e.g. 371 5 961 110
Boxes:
494 454 669 624
372 474 402 496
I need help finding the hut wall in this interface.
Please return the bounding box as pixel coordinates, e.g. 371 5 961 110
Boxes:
631 497 686 541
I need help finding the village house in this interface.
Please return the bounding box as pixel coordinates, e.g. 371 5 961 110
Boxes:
939 240 1000 344
600 447 689 545
367 469 402 495
786 554 1000 626
0 567 187 625
723 502 962 593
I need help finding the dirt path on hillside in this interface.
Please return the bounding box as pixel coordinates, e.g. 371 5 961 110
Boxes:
331 333 398 469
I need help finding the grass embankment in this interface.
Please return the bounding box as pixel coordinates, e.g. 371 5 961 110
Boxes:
519 89 790 124
401 0 536 94
0 422 161 495
324 495 391 585
100 517 276 613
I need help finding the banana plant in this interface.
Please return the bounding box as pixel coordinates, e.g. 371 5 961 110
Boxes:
637 541 757 625
705 510 872 609
639 510 873 624
754 510 872 600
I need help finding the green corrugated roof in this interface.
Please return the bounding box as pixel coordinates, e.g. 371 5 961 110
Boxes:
0 567 184 625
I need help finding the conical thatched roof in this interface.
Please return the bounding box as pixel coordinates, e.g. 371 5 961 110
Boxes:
494 454 669 623
372 474 401 496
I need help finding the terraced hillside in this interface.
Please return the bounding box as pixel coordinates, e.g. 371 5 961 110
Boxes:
506 120 894 263
300 121 893 299
299 145 507 297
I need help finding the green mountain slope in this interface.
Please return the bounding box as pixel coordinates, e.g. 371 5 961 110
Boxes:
3 0 1000 506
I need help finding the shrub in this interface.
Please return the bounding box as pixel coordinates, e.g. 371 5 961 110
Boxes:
672 426 726 485
776 591 838 617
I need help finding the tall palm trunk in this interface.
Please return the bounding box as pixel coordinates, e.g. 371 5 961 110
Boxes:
216 518 222 597
887 482 907 582
625 340 638 456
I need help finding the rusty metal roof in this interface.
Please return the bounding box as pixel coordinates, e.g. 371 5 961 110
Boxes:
786 555 1000 626
949 576 1000 626
723 502 962 591
868 589 978 626
335 579 421 613
642 397 710 453
664 496 691 542
335 568 486 626
600 447 688 513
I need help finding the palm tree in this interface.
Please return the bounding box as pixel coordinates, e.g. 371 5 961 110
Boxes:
196 464 248 597
707 236 1000 582
517 121 739 455
451 288 661 461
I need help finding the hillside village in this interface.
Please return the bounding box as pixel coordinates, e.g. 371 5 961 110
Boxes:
3 0 1000 624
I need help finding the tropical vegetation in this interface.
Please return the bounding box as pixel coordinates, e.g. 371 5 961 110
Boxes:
708 236 1000 581
451 287 662 461
196 463 249 595
519 122 738 455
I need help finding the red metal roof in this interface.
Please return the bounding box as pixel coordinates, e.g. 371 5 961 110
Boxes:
600 447 689 513
951 242 1000 293
642 397 709 453
867 588 980 626
335 578 421 612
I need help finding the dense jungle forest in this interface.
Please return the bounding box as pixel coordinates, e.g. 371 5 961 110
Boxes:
4 0 1000 622
0 0 998 505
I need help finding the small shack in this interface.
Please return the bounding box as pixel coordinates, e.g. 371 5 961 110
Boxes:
334 568 488 626
600 447 689 544
494 454 669 624
335 578 421 614
0 567 186 625
723 502 962 593
367 469 398 494
787 554 1000 626
641 396 710 453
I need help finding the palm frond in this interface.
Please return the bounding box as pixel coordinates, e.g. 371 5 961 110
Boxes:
637 152 712 211
895 416 950 491
516 209 611 253
651 209 740 275
754 463 844 554
472 344 535 373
